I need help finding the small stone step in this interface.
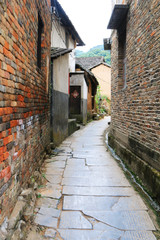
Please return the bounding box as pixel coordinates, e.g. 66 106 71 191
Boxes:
8 201 26 230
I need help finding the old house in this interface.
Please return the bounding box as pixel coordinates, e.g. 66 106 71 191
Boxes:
90 62 111 100
70 63 98 124
77 57 111 100
0 0 51 222
50 0 84 146
107 0 160 203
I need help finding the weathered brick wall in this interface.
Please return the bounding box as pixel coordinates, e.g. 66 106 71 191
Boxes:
0 0 51 222
109 0 160 200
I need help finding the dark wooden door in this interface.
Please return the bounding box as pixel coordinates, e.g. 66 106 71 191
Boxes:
70 86 81 114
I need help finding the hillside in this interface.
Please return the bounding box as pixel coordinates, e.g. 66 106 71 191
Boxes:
76 45 111 65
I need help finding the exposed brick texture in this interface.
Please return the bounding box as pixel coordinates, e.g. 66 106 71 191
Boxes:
109 0 160 201
0 0 51 222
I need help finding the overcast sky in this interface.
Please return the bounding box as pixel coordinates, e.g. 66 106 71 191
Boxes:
58 0 112 52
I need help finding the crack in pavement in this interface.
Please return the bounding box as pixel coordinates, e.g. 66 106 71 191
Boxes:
110 197 120 210
81 210 126 232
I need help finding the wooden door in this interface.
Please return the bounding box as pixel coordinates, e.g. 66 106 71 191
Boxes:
69 86 81 114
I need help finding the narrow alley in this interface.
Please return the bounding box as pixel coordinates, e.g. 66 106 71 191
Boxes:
26 117 157 240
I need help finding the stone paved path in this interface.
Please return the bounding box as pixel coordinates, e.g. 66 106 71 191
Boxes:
27 117 157 240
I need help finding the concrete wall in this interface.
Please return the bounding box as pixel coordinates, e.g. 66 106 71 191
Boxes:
51 17 75 50
69 50 76 72
0 0 51 221
109 0 160 203
70 73 88 124
51 54 69 146
51 18 66 48
91 64 111 100
50 15 76 146
53 55 69 94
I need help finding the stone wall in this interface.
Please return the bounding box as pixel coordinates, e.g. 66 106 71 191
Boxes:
109 0 160 202
0 0 51 222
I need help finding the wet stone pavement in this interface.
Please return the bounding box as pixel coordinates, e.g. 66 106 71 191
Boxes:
27 117 157 240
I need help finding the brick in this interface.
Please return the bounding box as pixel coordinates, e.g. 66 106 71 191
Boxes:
109 0 160 203
7 64 15 74
10 120 17 128
4 40 9 50
0 166 11 179
0 108 4 116
3 135 13 145
4 107 13 115
17 95 24 102
0 0 51 221
3 151 9 160
4 171 11 183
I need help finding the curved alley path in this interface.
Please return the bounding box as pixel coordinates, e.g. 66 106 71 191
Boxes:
27 117 157 240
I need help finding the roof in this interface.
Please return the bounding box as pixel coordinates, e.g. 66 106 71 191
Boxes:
51 47 72 59
51 0 85 46
107 4 129 29
76 57 105 69
76 57 110 70
90 62 111 70
76 63 99 86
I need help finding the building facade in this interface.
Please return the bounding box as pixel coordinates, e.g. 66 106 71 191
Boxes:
91 63 111 100
70 71 88 125
76 57 111 100
69 63 98 123
50 0 84 146
108 0 160 202
0 0 51 222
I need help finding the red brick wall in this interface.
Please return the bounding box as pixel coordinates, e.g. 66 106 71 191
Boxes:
109 0 160 201
0 0 51 221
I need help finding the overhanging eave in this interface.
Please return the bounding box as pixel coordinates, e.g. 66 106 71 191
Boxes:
107 4 129 30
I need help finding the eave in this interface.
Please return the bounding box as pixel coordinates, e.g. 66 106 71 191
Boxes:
107 4 129 30
51 47 72 59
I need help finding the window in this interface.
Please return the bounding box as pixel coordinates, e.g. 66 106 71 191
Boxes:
37 12 44 69
118 24 127 90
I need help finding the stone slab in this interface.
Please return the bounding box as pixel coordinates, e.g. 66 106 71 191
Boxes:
83 211 156 231
36 198 59 209
45 174 62 184
44 168 64 175
8 201 26 229
73 153 108 159
67 158 86 167
37 188 61 199
63 169 125 178
122 231 157 239
64 166 90 172
44 228 56 238
45 161 66 169
58 229 156 240
59 211 92 229
62 177 130 187
62 186 136 196
86 157 119 166
46 155 68 161
38 206 60 218
63 196 147 211
35 213 58 228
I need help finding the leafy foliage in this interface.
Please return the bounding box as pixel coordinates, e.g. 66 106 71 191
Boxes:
76 45 111 65
95 86 111 114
